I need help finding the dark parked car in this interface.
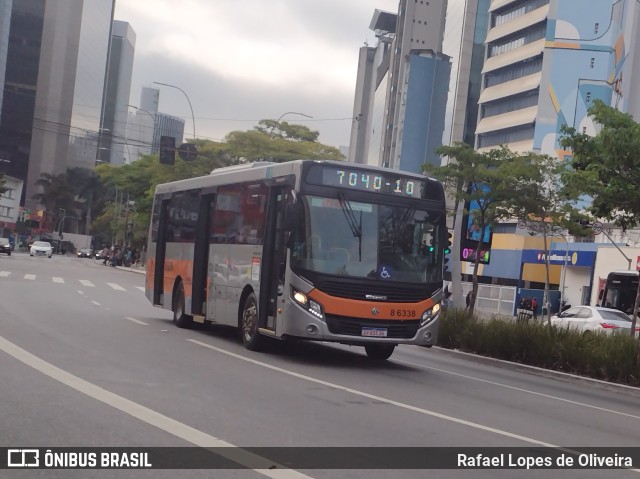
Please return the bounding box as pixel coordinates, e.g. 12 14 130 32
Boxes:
77 248 92 258
0 238 11 255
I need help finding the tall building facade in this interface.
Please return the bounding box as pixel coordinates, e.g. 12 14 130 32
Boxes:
126 87 185 161
0 0 12 122
349 0 452 174
0 0 115 207
99 20 136 166
442 0 491 147
475 0 640 156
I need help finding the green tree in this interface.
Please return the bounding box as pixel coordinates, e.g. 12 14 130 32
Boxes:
31 172 76 228
255 120 320 142
504 152 590 324
67 167 105 235
425 144 521 314
90 123 343 244
560 99 640 335
225 121 343 163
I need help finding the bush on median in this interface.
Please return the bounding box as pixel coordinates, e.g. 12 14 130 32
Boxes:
437 309 640 386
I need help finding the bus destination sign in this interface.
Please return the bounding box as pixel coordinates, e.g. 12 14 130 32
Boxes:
309 165 425 198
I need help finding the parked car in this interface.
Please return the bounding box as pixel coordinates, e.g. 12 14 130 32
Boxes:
30 241 53 258
0 238 11 255
77 248 92 258
551 305 640 336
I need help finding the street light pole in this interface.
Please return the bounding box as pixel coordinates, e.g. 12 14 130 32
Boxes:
270 111 313 137
153 81 196 140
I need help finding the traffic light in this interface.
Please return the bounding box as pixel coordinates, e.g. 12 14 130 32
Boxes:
444 230 452 255
443 230 453 269
160 136 176 165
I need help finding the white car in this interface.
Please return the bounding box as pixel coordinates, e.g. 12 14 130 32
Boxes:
30 241 53 258
551 305 639 336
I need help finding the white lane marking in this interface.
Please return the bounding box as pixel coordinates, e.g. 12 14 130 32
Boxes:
188 340 640 474
125 316 149 326
24 274 36 280
395 358 640 421
136 286 145 292
107 282 126 291
0 271 10 277
91 301 101 306
0 335 314 479
79 280 95 287
52 277 65 284
77 290 84 295
186 340 555 446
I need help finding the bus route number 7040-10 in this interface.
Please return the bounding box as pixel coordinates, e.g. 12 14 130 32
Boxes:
335 170 416 197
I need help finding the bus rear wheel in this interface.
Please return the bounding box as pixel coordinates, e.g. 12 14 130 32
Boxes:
241 292 262 351
364 344 396 360
173 281 193 329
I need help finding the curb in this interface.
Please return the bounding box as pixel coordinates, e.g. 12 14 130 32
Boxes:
426 346 640 399
115 266 146 275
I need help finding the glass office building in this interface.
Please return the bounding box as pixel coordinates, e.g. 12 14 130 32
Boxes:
0 0 115 205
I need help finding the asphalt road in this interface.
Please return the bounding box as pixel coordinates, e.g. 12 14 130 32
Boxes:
0 252 639 478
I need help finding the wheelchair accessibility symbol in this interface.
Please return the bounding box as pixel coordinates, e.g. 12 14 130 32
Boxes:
379 266 392 279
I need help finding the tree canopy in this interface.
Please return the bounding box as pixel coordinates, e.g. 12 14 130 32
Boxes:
560 99 640 230
425 144 524 313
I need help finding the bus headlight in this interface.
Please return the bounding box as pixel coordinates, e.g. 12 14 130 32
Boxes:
291 288 324 320
420 303 441 326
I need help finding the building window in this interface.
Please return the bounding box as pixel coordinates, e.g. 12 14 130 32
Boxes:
485 56 543 88
488 23 546 58
477 124 535 148
481 90 539 118
0 206 10 217
1 188 14 200
492 0 550 27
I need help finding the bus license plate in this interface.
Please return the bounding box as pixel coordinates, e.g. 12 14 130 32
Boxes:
362 327 387 337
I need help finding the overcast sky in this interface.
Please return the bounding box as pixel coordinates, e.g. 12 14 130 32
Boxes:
114 0 400 149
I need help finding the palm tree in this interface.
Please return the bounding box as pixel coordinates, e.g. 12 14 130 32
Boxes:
32 173 75 228
67 167 105 235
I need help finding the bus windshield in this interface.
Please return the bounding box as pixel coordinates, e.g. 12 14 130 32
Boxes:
290 195 444 283
602 273 638 313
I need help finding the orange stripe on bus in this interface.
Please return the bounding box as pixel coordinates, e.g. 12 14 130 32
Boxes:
307 289 435 320
163 259 194 296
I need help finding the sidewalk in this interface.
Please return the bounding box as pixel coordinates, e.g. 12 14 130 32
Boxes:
115 264 146 275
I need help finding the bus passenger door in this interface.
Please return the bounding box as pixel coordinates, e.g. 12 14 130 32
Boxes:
191 194 212 318
153 198 169 306
259 186 290 332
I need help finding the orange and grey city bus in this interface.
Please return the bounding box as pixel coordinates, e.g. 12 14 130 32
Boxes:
145 160 447 360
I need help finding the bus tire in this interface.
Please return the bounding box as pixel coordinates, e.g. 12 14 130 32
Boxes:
364 344 396 360
173 281 193 329
240 292 262 351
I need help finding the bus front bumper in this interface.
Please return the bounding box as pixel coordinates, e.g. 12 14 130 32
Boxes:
281 304 439 347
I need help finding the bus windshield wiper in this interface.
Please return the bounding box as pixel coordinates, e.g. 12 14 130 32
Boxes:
338 194 363 261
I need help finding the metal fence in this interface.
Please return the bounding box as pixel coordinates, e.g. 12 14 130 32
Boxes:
461 282 517 317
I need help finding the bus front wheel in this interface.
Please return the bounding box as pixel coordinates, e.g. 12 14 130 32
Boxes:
364 344 396 360
241 292 262 351
173 281 193 329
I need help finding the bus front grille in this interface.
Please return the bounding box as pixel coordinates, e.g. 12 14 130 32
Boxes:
316 280 427 302
325 315 420 339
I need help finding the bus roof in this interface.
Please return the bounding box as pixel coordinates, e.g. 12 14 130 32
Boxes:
154 159 438 195
607 270 639 277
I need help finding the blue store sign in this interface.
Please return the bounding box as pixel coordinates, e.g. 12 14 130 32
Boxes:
521 249 596 267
